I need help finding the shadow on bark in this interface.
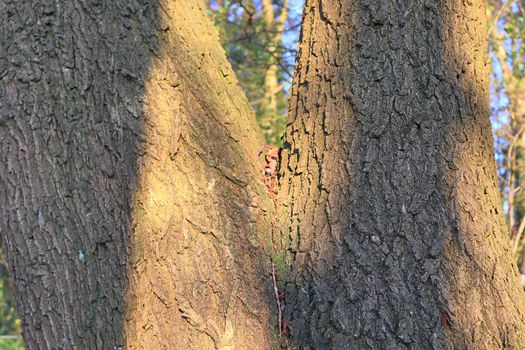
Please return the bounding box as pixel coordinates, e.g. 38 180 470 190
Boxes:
2 0 282 349
279 1 525 349
1 0 152 348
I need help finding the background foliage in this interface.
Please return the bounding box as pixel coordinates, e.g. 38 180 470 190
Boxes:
0 248 22 348
489 0 525 274
208 0 302 145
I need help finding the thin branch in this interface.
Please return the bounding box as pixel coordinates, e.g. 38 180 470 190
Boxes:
488 0 513 35
271 261 283 336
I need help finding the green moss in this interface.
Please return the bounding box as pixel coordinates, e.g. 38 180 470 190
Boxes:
271 251 291 290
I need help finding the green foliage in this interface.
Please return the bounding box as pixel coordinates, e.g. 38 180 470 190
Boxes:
209 0 298 145
0 338 25 350
256 101 288 147
0 249 22 343
271 251 290 289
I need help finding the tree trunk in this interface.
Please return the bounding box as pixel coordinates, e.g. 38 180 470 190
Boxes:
278 0 525 349
0 0 275 349
4 0 525 349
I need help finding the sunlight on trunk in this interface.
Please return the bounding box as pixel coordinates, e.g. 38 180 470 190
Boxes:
123 1 276 348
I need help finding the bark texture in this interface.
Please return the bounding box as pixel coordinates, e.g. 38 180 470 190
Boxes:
124 1 276 349
0 0 275 349
278 0 525 349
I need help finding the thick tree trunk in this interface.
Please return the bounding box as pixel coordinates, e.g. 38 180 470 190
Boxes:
0 0 275 349
123 2 277 349
278 0 525 349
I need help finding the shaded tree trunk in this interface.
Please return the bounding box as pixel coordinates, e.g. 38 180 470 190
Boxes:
0 0 275 349
277 0 525 349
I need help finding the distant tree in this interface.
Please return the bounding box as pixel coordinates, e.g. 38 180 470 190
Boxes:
489 0 525 274
209 0 300 145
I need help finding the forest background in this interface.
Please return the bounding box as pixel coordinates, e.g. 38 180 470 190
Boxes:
0 0 524 348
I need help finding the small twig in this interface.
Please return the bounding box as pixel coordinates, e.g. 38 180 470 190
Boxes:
0 335 22 340
271 261 282 336
512 213 525 252
518 0 525 17
488 0 512 35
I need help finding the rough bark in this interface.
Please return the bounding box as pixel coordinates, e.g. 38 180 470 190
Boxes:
277 0 525 349
0 0 275 349
123 2 277 349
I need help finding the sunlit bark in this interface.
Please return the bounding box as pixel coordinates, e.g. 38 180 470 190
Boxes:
124 1 276 348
